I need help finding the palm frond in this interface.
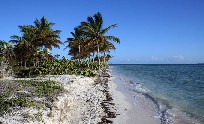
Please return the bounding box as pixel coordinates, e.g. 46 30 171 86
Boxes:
105 36 120 43
101 24 117 34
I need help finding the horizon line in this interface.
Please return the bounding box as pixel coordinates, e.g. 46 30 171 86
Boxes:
109 63 204 65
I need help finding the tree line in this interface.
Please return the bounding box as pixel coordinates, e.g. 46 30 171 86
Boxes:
0 12 120 76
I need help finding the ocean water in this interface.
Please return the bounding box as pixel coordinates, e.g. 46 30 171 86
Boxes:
110 64 204 123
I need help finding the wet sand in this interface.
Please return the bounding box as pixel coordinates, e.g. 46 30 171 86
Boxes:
109 73 161 124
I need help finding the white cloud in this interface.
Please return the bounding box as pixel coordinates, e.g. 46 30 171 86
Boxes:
172 55 185 60
151 56 159 61
168 55 185 63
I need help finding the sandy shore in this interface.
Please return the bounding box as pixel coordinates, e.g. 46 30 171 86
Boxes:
1 68 203 124
108 69 203 124
1 75 108 124
108 73 161 124
1 69 164 124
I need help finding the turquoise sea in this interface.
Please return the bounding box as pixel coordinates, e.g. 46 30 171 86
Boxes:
110 64 204 123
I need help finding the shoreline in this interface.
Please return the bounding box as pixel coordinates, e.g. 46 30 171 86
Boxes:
109 67 204 124
1 68 203 124
0 70 166 124
108 70 161 124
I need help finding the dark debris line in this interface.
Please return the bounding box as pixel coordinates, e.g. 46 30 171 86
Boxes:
97 69 119 124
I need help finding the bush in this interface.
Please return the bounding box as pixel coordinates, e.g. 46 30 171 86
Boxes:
18 60 100 77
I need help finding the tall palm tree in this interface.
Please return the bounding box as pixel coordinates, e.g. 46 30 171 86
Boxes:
34 16 62 50
34 17 62 62
81 12 120 70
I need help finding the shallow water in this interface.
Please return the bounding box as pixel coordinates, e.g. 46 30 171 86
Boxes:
110 64 204 123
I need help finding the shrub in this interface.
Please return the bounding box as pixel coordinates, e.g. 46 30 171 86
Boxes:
18 60 100 77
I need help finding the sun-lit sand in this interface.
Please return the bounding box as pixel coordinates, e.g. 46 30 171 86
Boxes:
0 70 174 124
108 74 161 124
1 75 106 123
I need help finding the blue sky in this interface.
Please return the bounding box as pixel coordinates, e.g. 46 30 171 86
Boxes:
0 0 204 64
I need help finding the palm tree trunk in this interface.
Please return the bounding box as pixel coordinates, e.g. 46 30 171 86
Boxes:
92 52 95 62
97 42 100 71
78 44 81 63
103 51 106 64
36 58 38 67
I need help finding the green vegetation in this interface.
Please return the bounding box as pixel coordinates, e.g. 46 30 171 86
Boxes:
0 12 119 115
0 80 64 115
0 12 120 122
65 12 120 70
18 80 63 97
9 17 62 68
16 59 100 77
0 12 120 123
0 12 120 78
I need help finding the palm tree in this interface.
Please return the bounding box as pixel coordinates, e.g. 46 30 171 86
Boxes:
81 12 120 70
10 17 62 68
100 41 116 64
34 16 62 50
65 27 85 62
10 25 36 68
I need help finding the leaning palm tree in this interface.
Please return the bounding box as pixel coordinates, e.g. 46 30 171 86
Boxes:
81 12 120 71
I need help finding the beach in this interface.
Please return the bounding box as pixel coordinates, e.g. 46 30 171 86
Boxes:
0 69 116 123
1 74 106 124
1 66 203 124
110 64 204 124
109 71 161 124
0 69 161 124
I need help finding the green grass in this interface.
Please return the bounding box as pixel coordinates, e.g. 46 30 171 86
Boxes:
0 79 64 115
18 80 64 97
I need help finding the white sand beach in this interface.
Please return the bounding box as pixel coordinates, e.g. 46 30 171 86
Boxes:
1 75 106 124
1 71 162 124
108 75 161 124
